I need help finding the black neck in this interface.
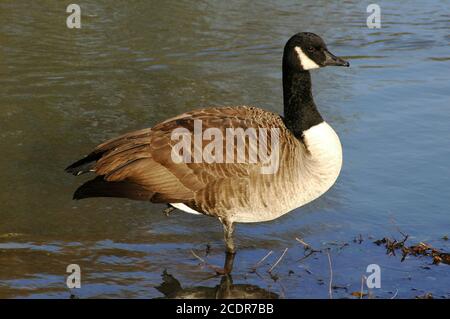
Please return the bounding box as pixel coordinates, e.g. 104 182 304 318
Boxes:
282 67 323 139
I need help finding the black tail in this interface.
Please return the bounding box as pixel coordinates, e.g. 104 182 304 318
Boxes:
65 151 104 176
73 176 154 201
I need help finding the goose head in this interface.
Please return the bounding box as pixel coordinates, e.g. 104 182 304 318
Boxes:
283 32 349 71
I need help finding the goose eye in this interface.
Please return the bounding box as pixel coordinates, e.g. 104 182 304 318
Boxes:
307 47 315 52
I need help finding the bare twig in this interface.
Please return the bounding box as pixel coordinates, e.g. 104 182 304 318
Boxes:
249 250 273 273
297 250 317 263
295 237 311 249
302 267 313 275
296 237 322 262
191 249 206 263
326 250 333 299
277 281 286 299
256 251 273 267
191 249 230 274
268 248 288 273
360 275 366 299
391 289 399 299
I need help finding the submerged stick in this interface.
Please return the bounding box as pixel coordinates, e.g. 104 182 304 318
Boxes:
360 275 366 299
326 250 333 299
296 237 323 262
295 237 311 250
253 250 273 269
268 248 288 273
191 249 206 264
391 289 399 299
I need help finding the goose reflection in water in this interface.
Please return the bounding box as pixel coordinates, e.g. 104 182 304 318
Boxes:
155 270 278 299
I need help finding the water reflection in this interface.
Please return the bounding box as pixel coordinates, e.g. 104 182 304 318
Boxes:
156 271 278 299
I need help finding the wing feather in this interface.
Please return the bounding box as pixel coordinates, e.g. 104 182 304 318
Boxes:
67 106 290 215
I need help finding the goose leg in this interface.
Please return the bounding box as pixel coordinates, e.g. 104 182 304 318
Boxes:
163 205 175 216
215 220 236 275
223 220 236 254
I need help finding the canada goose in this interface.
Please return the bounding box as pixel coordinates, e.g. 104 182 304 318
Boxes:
66 32 349 274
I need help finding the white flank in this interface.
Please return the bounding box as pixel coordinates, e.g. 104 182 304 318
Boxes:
170 203 202 215
294 46 320 70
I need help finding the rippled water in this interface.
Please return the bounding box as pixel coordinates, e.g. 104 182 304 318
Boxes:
0 0 449 298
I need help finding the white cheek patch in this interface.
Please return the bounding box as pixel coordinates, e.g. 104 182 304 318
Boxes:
295 46 320 70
